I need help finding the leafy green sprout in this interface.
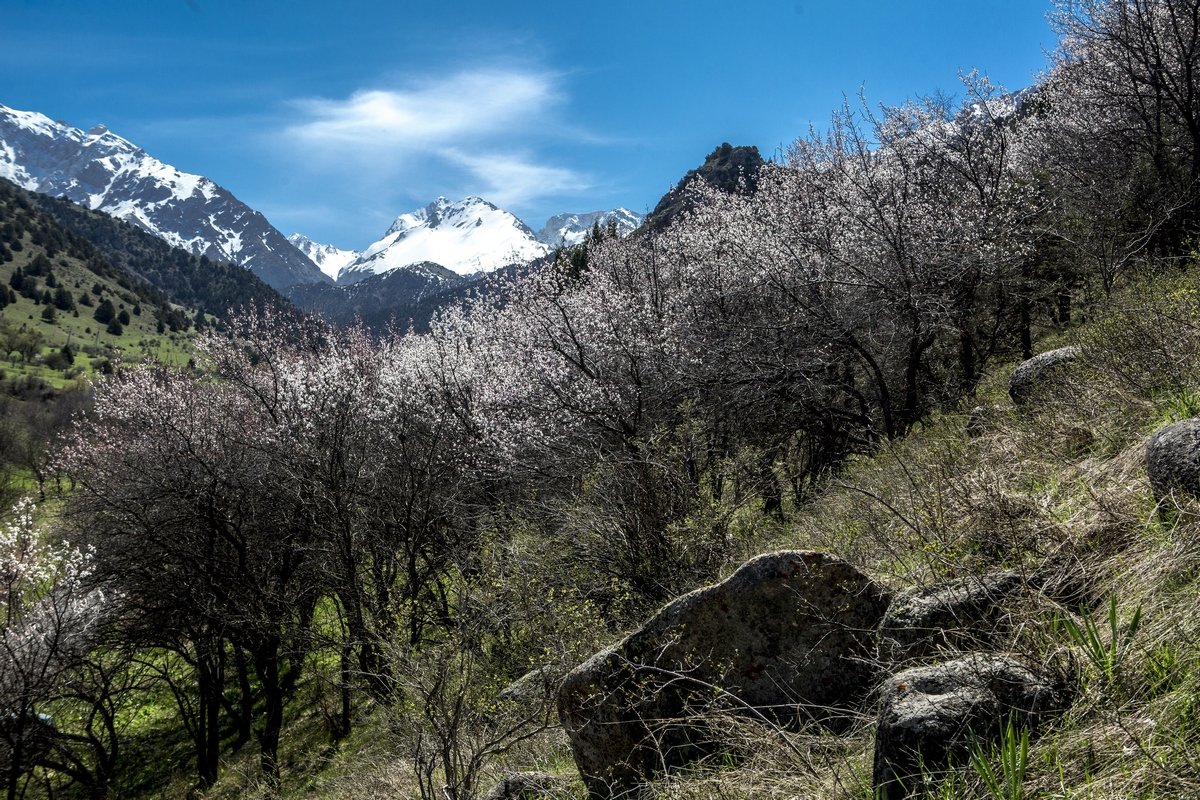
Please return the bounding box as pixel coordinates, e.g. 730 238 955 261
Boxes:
1058 595 1144 687
969 718 1030 800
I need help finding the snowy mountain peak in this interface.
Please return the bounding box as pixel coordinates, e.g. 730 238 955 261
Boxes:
341 196 548 285
288 234 360 282
0 102 327 288
536 208 644 247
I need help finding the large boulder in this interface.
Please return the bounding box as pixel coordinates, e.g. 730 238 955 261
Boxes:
1145 418 1200 502
1008 346 1081 406
558 551 889 798
879 572 1037 662
873 655 1068 798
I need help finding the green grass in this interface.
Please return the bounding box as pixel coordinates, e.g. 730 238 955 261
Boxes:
0 240 203 389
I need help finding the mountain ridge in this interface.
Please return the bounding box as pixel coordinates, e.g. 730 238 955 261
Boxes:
0 103 328 290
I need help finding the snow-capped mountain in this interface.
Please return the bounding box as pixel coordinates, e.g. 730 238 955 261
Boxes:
337 196 549 285
536 208 643 247
288 234 359 282
0 103 327 289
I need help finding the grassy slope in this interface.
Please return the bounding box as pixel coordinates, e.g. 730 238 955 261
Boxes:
0 228 203 392
0 251 198 387
212 270 1200 800
624 274 1200 799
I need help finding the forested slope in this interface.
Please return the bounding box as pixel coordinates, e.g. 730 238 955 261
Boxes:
3 1 1200 799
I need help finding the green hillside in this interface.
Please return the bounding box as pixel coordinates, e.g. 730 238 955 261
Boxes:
0 178 212 390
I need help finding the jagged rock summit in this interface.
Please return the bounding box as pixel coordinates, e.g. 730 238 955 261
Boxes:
644 142 765 231
0 102 327 290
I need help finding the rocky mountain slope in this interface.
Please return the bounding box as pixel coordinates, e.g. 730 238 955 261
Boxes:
535 208 643 247
0 103 327 290
25 183 287 320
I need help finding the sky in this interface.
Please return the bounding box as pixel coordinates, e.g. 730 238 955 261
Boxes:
2 0 1057 250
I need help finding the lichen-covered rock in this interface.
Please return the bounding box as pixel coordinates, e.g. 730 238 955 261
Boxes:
480 771 572 800
873 655 1068 798
1008 346 1081 406
965 405 990 439
558 551 890 798
879 572 1035 662
1146 418 1200 502
497 666 554 706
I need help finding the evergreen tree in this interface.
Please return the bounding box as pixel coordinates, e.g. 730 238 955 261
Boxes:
53 286 75 311
94 299 115 324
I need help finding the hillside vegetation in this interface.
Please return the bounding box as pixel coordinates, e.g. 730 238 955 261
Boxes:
4 1 1200 799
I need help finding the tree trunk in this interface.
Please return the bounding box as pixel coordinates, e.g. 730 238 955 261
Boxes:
253 638 284 790
196 641 223 789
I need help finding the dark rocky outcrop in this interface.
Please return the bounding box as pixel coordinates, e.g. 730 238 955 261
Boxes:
873 655 1068 798
480 771 573 800
879 572 1039 662
1008 346 1082 406
643 143 765 232
1145 418 1200 502
557 551 889 798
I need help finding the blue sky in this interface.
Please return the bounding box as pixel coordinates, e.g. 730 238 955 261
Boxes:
3 0 1056 249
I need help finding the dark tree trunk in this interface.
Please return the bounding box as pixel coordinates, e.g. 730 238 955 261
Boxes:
253 637 284 790
196 640 223 788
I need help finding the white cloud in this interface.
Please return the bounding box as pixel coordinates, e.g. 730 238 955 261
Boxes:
281 68 587 214
441 149 586 208
286 69 559 150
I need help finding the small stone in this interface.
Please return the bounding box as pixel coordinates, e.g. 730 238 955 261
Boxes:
480 771 572 800
878 572 1035 662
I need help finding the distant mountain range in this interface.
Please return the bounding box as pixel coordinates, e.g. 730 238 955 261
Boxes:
292 199 643 286
335 196 550 285
288 234 358 282
0 100 655 327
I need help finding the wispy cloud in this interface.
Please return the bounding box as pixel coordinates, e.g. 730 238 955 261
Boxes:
287 70 558 149
442 149 586 208
282 68 588 208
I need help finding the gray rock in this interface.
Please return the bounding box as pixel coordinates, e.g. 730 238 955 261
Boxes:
1008 346 1081 406
1146 418 1200 502
498 666 555 706
558 551 889 798
873 655 1068 798
480 771 573 800
879 572 1035 661
965 405 989 439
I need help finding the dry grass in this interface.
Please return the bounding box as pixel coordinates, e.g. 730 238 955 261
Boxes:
193 273 1200 800
628 274 1200 799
